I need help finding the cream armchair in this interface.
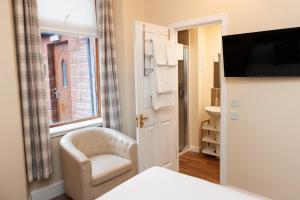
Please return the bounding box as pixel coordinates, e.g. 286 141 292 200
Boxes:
60 127 137 200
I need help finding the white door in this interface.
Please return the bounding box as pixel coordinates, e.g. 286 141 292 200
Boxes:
134 21 179 172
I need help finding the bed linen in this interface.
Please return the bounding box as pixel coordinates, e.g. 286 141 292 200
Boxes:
96 167 264 200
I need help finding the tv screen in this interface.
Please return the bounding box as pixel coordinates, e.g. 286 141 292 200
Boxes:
222 27 300 77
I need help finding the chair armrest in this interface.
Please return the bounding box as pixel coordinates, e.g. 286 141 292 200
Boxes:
109 131 138 175
60 137 92 199
60 140 90 164
117 140 137 162
108 130 137 162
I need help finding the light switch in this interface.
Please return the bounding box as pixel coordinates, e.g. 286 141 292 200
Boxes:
199 62 205 71
230 111 239 120
231 99 240 107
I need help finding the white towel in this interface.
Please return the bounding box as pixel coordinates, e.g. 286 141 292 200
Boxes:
152 38 167 65
155 66 177 94
151 72 176 110
145 39 177 109
152 93 176 110
176 43 184 60
166 41 178 66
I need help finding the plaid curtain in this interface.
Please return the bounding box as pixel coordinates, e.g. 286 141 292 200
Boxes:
13 0 52 182
96 0 121 130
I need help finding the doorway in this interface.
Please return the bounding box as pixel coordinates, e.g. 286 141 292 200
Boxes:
172 14 228 185
53 41 73 122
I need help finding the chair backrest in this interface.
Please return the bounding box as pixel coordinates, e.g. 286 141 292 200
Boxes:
69 127 116 157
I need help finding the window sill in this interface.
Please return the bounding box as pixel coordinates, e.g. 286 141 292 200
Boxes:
50 118 103 138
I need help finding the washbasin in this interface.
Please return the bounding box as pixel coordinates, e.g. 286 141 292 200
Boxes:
205 106 221 118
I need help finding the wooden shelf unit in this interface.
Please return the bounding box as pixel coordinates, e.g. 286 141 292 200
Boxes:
202 135 219 144
200 120 220 157
202 146 219 157
202 123 220 132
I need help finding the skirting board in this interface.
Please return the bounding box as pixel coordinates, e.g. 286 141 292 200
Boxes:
31 180 64 200
179 148 189 156
189 145 200 153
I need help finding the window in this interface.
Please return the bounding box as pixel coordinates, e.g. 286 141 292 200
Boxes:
41 33 100 126
38 0 100 128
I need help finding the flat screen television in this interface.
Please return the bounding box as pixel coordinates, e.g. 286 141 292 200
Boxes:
222 27 300 77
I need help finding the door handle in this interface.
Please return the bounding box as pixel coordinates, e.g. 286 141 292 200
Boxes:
54 88 59 99
137 114 148 128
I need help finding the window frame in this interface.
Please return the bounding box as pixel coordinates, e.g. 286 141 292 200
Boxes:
43 34 101 129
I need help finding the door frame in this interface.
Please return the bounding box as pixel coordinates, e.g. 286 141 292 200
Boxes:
169 13 229 185
178 44 190 155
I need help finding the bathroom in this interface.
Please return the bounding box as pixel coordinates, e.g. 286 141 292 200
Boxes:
178 23 222 183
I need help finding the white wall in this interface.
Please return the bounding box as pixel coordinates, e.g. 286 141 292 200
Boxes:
187 29 200 149
114 0 145 138
0 0 28 199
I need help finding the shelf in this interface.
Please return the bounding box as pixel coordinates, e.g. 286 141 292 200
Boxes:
202 124 220 132
202 146 220 157
202 135 220 144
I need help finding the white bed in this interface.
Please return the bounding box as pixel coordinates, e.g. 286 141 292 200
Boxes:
96 167 264 200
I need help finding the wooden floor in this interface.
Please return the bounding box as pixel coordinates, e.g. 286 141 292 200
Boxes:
179 151 220 184
53 151 219 200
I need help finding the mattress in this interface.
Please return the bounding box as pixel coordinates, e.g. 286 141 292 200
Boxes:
96 167 264 200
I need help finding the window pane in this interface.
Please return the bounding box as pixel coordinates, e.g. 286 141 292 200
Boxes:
61 59 68 87
41 33 98 125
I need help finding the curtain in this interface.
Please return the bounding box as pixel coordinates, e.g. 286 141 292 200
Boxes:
13 0 52 182
96 0 121 130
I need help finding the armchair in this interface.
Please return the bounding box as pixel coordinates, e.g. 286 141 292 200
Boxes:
60 127 137 200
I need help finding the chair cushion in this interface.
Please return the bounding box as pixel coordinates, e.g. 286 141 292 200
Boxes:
90 154 133 186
